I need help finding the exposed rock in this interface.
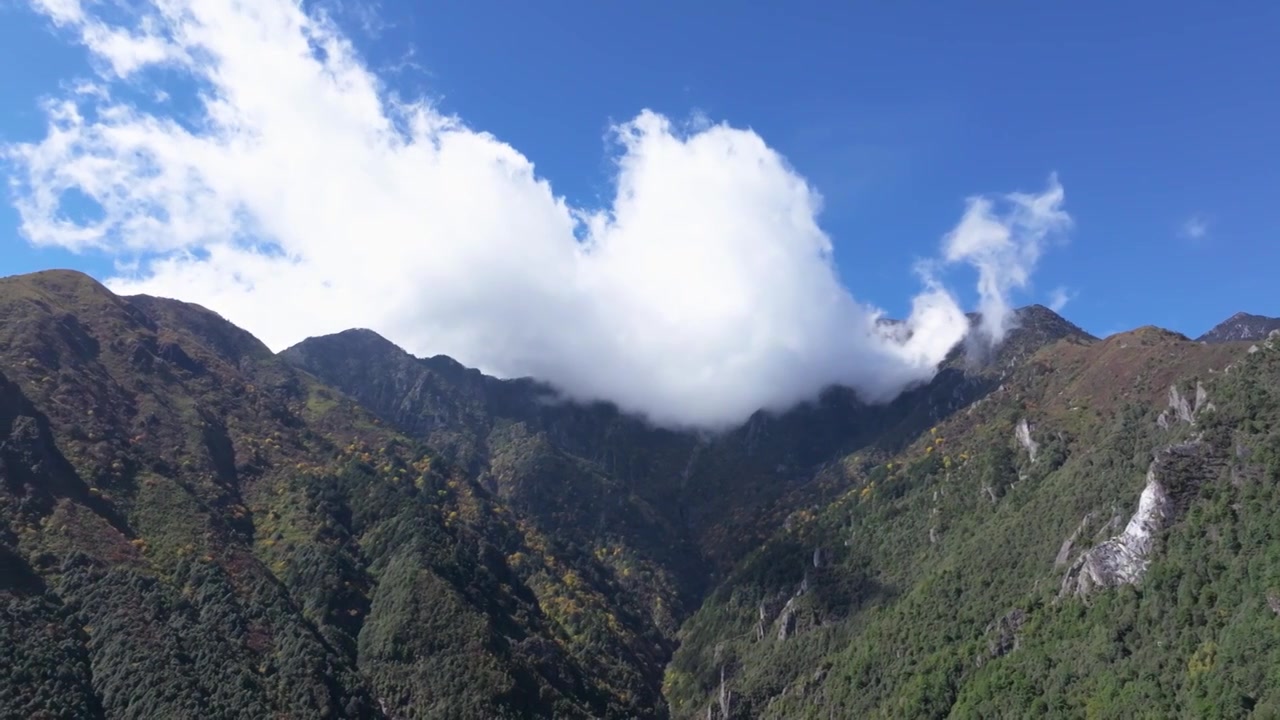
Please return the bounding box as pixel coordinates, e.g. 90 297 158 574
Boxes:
775 575 810 641
1054 513 1094 569
1159 382 1212 429
1060 441 1220 599
1170 385 1195 425
982 608 1027 663
1015 418 1039 462
717 665 733 719
1194 381 1210 414
1060 479 1169 598
1091 511 1125 543
777 598 799 641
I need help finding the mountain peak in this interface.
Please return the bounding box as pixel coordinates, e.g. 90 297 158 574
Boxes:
279 333 402 392
1012 303 1093 337
1103 325 1190 346
279 327 406 364
5 267 102 287
958 303 1094 342
1 268 116 305
1196 311 1280 343
962 303 1095 365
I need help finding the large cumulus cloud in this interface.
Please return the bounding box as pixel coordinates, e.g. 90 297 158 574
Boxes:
5 0 1070 429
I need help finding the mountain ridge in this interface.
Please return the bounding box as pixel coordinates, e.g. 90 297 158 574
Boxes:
1197 311 1280 344
0 269 687 718
5 268 1280 718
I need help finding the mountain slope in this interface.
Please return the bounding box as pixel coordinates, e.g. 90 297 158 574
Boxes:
1198 312 1280 343
0 270 676 719
277 303 1098 715
6 268 1278 720
664 327 1273 718
279 304 1092 594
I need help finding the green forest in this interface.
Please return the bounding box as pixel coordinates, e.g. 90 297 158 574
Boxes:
4 270 1280 718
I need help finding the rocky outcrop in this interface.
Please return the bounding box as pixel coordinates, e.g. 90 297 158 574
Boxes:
1169 385 1194 426
1054 513 1094 568
775 575 809 641
1060 441 1220 599
1015 418 1038 462
777 599 799 641
1060 474 1169 598
981 608 1027 664
1157 381 1213 429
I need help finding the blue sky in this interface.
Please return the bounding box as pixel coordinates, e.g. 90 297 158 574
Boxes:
388 1 1280 337
0 1 1277 426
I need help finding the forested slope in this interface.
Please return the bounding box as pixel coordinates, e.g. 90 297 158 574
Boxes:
4 269 1277 719
0 271 677 719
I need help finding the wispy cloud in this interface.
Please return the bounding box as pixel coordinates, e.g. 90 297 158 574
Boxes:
937 175 1072 343
1047 286 1076 313
5 0 1071 429
1179 215 1209 242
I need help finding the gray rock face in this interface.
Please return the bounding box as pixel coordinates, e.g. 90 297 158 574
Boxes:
776 598 799 641
1060 441 1218 599
1171 385 1195 425
1015 418 1039 462
773 575 810 641
1157 382 1212 429
1054 513 1094 569
1060 469 1171 598
985 608 1027 661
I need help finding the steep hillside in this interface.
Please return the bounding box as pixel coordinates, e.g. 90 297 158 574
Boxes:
664 327 1275 718
276 303 1097 714
6 268 1277 720
279 304 1091 596
1198 312 1280 343
0 271 679 719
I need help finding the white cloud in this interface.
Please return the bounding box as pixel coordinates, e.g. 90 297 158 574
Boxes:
1180 215 1208 242
1047 286 1076 313
939 177 1071 344
31 0 189 78
4 0 1071 429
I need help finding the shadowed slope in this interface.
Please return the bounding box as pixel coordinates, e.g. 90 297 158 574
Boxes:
0 270 684 719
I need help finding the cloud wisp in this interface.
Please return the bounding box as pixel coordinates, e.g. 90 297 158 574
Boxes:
1179 215 1209 243
5 0 1070 429
1048 286 1077 313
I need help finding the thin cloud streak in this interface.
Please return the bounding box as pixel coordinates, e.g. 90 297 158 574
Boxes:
1048 286 1076 313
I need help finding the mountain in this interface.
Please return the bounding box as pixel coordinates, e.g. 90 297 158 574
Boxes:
662 325 1266 718
1198 312 1280 343
278 303 1093 588
5 269 1280 718
0 270 682 719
